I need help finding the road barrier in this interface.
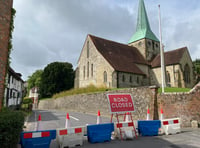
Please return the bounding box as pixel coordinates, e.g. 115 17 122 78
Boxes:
56 126 84 148
138 120 161 136
161 118 181 135
114 121 138 139
20 130 56 148
87 123 114 143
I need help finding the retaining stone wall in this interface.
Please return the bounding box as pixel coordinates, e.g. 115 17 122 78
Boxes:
38 87 155 121
38 82 200 127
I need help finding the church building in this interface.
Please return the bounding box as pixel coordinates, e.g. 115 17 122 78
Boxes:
74 0 195 88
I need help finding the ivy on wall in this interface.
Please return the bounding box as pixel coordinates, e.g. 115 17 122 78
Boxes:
7 8 16 65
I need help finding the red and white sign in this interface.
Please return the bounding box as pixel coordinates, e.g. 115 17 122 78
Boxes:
107 94 135 113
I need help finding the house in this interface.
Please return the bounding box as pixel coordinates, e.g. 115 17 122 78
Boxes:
74 0 195 88
4 67 25 107
28 87 39 109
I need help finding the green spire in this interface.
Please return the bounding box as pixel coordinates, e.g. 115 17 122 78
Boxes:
128 0 159 43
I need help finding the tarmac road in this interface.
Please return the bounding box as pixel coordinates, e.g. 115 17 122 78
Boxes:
21 109 200 148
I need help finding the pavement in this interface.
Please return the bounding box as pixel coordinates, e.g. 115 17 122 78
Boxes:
18 109 200 148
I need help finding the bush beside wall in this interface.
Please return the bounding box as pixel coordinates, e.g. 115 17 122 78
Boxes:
0 109 25 148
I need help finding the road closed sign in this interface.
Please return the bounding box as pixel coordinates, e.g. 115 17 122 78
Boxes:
107 94 135 113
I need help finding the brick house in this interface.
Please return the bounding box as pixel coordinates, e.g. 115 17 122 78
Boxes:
74 0 195 88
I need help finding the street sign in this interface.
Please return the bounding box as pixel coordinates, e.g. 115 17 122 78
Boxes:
107 94 135 113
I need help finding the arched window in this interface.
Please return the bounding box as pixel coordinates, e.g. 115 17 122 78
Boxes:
83 66 85 79
104 71 107 83
184 64 190 83
87 41 89 58
129 75 132 83
91 64 93 77
87 62 89 78
137 76 139 84
122 75 125 82
166 71 171 83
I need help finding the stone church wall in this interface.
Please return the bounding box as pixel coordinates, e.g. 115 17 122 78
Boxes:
38 83 200 127
77 36 114 88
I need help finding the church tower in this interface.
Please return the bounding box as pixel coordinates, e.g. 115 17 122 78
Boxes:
128 0 160 61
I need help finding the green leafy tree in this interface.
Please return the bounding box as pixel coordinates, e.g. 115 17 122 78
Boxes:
193 59 200 83
193 59 200 74
39 62 74 98
27 70 43 92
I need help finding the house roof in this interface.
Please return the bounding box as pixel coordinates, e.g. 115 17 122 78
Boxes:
89 34 147 75
128 0 159 43
8 67 24 82
151 47 187 68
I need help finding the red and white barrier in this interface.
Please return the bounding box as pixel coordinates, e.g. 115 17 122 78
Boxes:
114 121 138 140
23 131 50 139
161 118 181 135
56 126 85 148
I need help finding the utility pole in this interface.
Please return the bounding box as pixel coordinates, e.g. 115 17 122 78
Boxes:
158 5 166 93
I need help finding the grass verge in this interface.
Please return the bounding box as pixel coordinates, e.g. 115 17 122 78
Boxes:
52 85 112 99
158 87 191 93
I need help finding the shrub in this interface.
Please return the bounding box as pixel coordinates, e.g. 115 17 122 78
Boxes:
22 98 33 104
22 98 33 111
0 109 25 148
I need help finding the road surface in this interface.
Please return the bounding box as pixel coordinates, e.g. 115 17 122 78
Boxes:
22 109 200 148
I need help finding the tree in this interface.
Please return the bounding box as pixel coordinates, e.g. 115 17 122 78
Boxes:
193 59 200 83
39 62 74 98
27 70 43 92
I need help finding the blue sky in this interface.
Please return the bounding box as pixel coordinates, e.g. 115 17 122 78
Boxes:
11 0 200 80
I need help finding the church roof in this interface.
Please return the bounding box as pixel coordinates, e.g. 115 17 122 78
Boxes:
151 47 187 68
128 0 159 43
89 34 147 75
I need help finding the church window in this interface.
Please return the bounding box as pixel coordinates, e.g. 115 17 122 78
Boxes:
184 64 190 83
87 62 89 78
122 75 125 82
152 41 155 50
138 42 142 46
104 71 107 83
137 76 139 84
91 64 93 77
129 75 132 83
156 44 159 48
166 71 171 83
83 66 85 79
87 41 89 58
148 41 151 46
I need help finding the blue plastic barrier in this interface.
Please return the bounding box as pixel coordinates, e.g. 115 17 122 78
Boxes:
138 120 161 136
20 130 56 148
87 123 114 143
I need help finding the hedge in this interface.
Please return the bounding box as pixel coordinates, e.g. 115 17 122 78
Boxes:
0 109 25 148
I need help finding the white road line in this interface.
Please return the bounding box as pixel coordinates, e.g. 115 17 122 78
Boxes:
69 116 79 121
34 111 37 131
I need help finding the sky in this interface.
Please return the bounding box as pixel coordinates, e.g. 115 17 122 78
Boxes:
11 0 200 80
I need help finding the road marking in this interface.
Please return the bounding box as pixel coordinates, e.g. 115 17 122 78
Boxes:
69 116 79 121
34 111 37 131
